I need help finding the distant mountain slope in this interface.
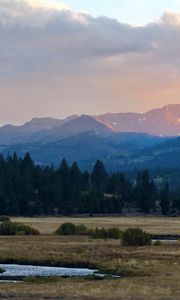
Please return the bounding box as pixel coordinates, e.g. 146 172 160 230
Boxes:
131 136 180 169
0 104 180 146
103 136 180 171
0 132 116 166
0 115 77 144
96 104 180 136
0 132 163 168
30 115 114 143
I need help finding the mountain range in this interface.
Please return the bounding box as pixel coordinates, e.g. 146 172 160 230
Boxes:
96 104 180 136
0 104 180 170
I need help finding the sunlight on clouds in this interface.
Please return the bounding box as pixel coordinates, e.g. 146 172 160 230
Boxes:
26 0 90 24
0 1 180 122
0 0 89 27
162 10 180 24
25 0 70 11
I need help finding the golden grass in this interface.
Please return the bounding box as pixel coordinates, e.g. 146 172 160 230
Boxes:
1 276 180 300
1 217 179 300
11 216 180 235
0 235 180 300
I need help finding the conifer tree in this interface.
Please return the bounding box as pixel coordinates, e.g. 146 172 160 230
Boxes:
160 182 171 215
91 160 108 193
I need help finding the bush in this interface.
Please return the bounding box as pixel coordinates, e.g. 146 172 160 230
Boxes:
107 228 122 239
0 216 10 222
56 222 76 235
92 228 107 239
56 223 88 236
92 227 121 239
0 221 39 236
86 228 95 236
55 223 121 239
153 240 162 246
121 228 151 246
75 224 87 235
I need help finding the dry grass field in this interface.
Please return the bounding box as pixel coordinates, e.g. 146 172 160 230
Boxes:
1 275 180 300
11 216 180 235
0 236 179 300
0 217 179 300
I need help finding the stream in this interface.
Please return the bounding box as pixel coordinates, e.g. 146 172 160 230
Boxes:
0 264 101 281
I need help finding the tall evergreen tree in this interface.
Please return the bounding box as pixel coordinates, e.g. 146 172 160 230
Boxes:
135 170 155 213
160 182 171 215
0 153 178 216
91 160 108 193
59 159 72 213
70 162 82 212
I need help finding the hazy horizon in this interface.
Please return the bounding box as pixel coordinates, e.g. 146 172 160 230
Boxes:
0 102 179 127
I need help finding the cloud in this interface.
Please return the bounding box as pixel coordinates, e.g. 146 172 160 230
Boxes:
25 0 70 11
0 1 180 123
0 0 70 27
162 10 180 25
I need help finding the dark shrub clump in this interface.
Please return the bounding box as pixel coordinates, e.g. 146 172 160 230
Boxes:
0 216 11 222
75 224 87 235
153 240 162 246
56 222 77 235
56 223 121 239
107 227 122 239
91 227 121 239
121 228 151 246
56 223 88 236
0 221 39 236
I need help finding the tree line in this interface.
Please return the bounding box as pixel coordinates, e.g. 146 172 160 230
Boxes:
0 153 179 216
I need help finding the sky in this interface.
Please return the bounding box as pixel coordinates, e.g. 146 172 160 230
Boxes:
65 0 180 24
0 0 180 125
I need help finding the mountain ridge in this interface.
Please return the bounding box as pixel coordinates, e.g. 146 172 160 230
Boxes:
1 104 180 142
96 104 180 136
0 104 180 170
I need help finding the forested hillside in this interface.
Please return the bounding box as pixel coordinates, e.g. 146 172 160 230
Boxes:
0 153 179 216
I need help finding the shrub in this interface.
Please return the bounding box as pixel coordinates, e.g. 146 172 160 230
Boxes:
0 216 10 222
153 240 162 246
15 230 26 236
92 228 108 239
92 227 121 239
75 224 87 235
56 222 76 235
56 223 88 236
107 228 122 239
0 221 39 236
121 228 151 246
55 223 121 239
86 228 95 236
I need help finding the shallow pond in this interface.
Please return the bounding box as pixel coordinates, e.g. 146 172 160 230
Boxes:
0 264 98 279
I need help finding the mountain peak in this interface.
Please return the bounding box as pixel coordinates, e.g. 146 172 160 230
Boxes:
0 105 180 145
48 114 114 138
96 104 180 136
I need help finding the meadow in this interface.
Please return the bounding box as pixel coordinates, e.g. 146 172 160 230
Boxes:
0 216 179 300
11 216 180 235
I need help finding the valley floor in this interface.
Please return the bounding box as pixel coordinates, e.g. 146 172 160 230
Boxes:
11 216 180 235
0 217 180 300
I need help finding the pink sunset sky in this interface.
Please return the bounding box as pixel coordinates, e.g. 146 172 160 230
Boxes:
0 0 180 124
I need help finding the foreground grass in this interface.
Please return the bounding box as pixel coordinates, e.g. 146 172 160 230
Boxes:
0 235 180 300
1 276 180 300
11 216 180 235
